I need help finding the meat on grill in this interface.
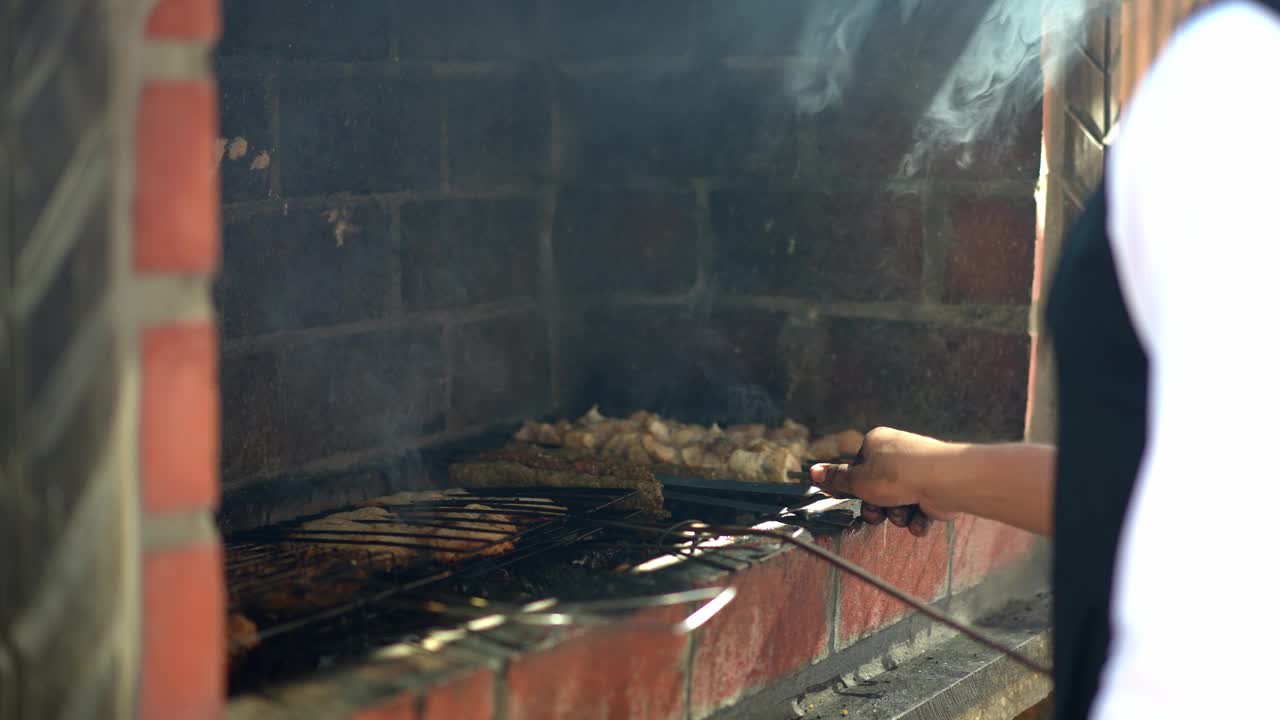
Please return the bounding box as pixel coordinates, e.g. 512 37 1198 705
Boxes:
450 445 668 517
514 408 864 484
286 504 519 566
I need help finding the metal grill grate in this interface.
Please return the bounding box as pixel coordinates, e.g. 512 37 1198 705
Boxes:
223 487 656 694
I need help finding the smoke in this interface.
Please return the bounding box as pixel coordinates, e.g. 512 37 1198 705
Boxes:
786 0 1109 177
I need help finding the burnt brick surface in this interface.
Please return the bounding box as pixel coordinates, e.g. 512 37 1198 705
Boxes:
712 68 797 177
217 71 274 202
400 0 540 60
711 190 923 302
220 351 287 482
931 105 1043 182
813 106 917 182
218 204 390 339
445 69 550 190
815 318 1030 440
952 515 1037 590
280 326 447 465
560 68 714 179
945 195 1037 304
277 72 440 196
505 607 688 720
452 313 551 427
690 547 832 718
554 188 698 295
565 307 786 427
838 522 949 646
694 0 814 57
551 0 690 58
561 68 794 179
400 197 541 310
220 0 392 60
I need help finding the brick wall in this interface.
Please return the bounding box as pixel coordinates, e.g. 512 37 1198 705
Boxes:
215 0 1041 510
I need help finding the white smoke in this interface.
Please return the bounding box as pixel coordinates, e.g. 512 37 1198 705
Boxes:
786 0 1110 177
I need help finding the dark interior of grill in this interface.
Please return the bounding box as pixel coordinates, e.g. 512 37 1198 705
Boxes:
212 0 1041 700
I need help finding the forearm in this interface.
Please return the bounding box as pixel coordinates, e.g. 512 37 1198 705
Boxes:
928 443 1056 536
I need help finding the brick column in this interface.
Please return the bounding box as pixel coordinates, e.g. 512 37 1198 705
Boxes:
134 1 224 719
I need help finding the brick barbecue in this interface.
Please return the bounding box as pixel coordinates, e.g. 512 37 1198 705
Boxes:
3 0 1185 718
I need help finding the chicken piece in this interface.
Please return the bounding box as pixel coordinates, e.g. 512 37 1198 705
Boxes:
726 446 802 483
563 430 598 451
601 431 635 456
534 422 563 445
726 424 767 441
705 437 737 464
592 420 629 446
670 424 706 447
628 410 653 425
728 449 765 482
626 438 652 465
807 434 839 460
514 420 540 442
680 445 707 468
760 446 802 483
645 418 671 443
582 405 606 425
785 440 810 459
642 434 679 464
809 429 866 460
767 418 811 445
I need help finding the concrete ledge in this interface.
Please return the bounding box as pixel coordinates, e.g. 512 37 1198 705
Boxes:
711 592 1052 720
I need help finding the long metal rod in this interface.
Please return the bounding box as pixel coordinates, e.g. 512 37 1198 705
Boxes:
600 519 1052 677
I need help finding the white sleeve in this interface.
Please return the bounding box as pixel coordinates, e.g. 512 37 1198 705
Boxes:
1095 3 1280 718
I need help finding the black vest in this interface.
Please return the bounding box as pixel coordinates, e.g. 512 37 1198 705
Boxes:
1045 169 1147 720
1045 5 1278 717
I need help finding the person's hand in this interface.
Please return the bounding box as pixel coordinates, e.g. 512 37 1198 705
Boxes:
809 427 962 537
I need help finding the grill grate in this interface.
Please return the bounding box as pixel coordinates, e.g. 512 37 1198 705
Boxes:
224 487 658 694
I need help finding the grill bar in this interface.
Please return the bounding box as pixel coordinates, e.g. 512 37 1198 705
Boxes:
225 488 643 654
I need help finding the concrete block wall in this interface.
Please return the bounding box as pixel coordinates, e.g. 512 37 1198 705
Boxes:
214 0 1043 506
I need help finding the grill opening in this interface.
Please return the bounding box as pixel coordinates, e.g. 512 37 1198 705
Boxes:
223 484 800 695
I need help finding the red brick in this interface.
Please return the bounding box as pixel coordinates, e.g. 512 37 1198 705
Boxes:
819 319 1031 441
690 547 832 719
951 516 1037 592
422 668 496 720
135 79 220 273
505 606 688 720
554 188 699 296
141 542 224 720
836 522 949 647
709 190 923 303
142 322 219 513
146 0 221 40
354 692 420 720
944 195 1037 304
